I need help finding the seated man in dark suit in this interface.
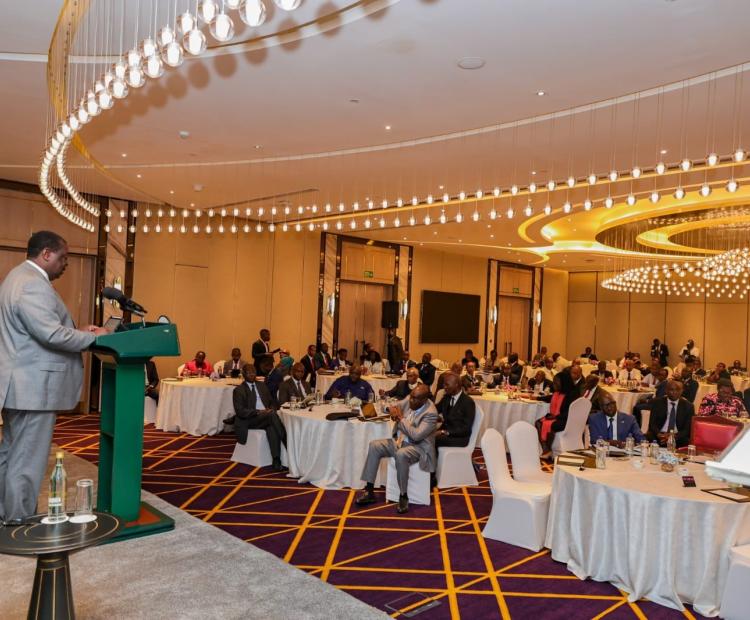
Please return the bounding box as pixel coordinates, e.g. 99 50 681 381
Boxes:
507 353 524 384
527 369 552 398
463 361 484 388
145 360 159 403
580 346 598 361
433 372 476 486
380 368 423 400
461 349 479 368
646 379 694 448
300 344 319 388
325 365 374 402
489 363 519 388
581 373 606 412
632 366 670 425
706 362 731 384
679 367 699 403
483 349 500 372
589 392 645 444
231 364 286 471
278 362 312 406
590 359 613 381
394 350 417 374
730 360 747 375
331 347 351 370
417 353 436 387
315 343 333 371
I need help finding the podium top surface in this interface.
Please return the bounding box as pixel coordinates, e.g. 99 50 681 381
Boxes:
93 322 181 360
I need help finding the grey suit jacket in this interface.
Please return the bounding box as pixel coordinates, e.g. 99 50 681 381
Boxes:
0 261 95 411
277 377 312 405
220 359 247 376
392 399 438 472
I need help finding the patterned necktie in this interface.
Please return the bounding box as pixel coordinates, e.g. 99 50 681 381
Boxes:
607 416 614 440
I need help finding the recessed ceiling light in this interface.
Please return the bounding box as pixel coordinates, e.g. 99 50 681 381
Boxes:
189 202 195 207
136 173 142 178
531 170 537 175
193 184 204 192
169 189 175 194
385 125 391 130
254 144 262 149
438 185 444 190
660 148 668 155
536 90 546 96
457 57 485 70
121 153 127 158
179 130 190 139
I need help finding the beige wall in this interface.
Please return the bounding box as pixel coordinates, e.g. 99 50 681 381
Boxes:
540 268 568 357
564 271 750 368
132 229 320 379
407 247 487 364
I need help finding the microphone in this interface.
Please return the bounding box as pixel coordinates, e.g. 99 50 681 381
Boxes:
101 287 147 317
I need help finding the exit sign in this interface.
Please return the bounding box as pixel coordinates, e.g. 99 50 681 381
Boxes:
364 270 374 278
513 287 520 294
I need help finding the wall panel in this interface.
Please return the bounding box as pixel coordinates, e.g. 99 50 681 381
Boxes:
628 302 666 360
594 302 629 361
540 268 568 357
704 303 748 368
566 302 595 360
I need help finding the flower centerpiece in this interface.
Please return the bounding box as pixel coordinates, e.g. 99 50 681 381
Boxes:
349 397 362 409
657 449 679 472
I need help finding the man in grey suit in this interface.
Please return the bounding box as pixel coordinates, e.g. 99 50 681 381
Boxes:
277 362 312 406
355 383 437 514
0 231 108 524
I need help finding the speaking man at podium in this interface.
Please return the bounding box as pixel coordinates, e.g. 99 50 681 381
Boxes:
0 231 108 525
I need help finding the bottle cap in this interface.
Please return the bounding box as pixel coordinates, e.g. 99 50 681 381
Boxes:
56 451 64 459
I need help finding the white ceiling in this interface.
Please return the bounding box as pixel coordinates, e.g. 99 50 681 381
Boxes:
2 0 750 268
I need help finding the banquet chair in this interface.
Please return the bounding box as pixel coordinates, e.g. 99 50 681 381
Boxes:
481 428 551 551
231 431 287 468
213 360 225 376
551 397 592 457
385 460 431 506
143 395 157 425
506 421 551 486
435 408 485 488
720 544 750 620
689 415 743 453
177 363 185 377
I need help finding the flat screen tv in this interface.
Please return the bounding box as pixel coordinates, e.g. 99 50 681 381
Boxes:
420 290 480 343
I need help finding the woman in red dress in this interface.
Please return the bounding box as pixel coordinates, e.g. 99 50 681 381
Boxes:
536 371 578 458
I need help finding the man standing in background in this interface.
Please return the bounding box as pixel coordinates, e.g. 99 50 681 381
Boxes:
0 231 108 525
387 328 404 374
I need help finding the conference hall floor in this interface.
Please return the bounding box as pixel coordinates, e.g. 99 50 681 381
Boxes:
53 413 706 620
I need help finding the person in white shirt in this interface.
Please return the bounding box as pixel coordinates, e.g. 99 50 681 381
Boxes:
552 352 570 372
542 357 557 381
618 359 642 382
679 339 700 361
364 350 389 375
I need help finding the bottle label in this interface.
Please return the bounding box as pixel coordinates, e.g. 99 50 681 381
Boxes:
48 497 63 506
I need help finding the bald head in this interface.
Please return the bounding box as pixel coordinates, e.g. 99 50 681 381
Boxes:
408 383 431 411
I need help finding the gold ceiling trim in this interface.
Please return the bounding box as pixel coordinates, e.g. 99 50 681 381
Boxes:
636 213 750 255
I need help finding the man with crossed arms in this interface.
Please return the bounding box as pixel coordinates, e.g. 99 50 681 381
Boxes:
355 384 437 514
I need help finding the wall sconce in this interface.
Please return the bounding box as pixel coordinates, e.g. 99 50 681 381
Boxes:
535 309 542 326
326 293 336 318
399 298 409 320
488 305 498 325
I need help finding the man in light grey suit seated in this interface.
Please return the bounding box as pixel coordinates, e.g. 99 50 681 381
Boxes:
0 231 108 525
355 383 437 514
220 347 246 378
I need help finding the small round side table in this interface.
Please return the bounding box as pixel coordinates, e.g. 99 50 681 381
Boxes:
0 512 120 620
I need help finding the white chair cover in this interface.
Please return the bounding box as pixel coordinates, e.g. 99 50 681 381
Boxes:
721 544 750 620
177 363 186 377
213 360 226 375
506 421 551 486
435 408 485 488
385 459 431 505
144 396 157 425
481 428 551 551
231 431 287 468
551 397 592 457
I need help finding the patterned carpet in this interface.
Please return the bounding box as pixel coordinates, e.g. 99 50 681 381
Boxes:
53 414 706 620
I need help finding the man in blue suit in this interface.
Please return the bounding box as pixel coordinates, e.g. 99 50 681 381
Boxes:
589 392 645 444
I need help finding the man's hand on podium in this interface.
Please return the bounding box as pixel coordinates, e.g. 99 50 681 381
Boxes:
85 325 110 336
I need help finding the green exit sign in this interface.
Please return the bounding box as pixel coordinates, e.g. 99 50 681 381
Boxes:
364 270 374 278
513 287 520 294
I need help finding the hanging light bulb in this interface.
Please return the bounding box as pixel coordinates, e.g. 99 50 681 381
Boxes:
608 170 618 182
210 13 235 41
566 176 575 188
455 212 463 223
471 211 480 222
350 220 357 229
396 198 403 207
161 41 184 67
364 218 371 228
734 148 746 162
587 173 597 185
274 0 302 10
335 221 342 230
699 183 711 197
510 185 519 195
475 190 483 199
126 48 142 68
177 12 197 35
547 180 555 191
583 198 593 211
650 191 660 203
226 0 241 8
183 29 207 55
198 0 219 23
563 201 572 213
394 217 401 227
626 194 636 206
674 187 685 199
426 195 433 205
139 37 158 59
680 158 692 172
144 54 164 78
458 191 466 201
408 216 415 226
85 92 100 116
727 179 739 192
239 0 267 26
111 77 128 99
379 217 386 228
524 205 533 217
529 182 537 193
655 162 666 175
630 166 641 178
97 89 114 109
707 153 719 166
439 211 447 224
76 105 90 125
489 208 497 219
423 214 431 225
604 196 614 208
442 193 449 203
126 65 146 88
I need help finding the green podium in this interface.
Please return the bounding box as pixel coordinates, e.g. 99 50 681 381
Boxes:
92 322 180 541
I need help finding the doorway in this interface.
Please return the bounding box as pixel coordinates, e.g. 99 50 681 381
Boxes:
497 296 531 360
338 282 393 362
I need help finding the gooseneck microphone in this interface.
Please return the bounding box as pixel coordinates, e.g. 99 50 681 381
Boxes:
101 287 148 317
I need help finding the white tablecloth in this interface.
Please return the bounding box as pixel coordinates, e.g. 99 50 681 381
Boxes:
155 377 240 436
546 458 750 616
601 385 654 415
470 393 549 446
316 373 400 397
280 404 392 489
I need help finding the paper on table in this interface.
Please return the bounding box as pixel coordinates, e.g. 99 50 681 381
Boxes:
703 488 750 502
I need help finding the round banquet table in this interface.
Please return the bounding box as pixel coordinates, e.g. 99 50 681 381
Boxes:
315 373 400 397
470 392 549 446
280 403 393 489
545 458 750 616
601 385 654 415
155 377 241 436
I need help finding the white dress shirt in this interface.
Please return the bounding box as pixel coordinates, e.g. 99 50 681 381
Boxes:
660 399 680 433
294 378 307 397
618 368 642 382
245 381 265 410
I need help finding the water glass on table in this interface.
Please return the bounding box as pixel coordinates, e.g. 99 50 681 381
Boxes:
70 478 96 524
624 435 635 459
686 444 697 460
290 396 298 410
595 442 607 469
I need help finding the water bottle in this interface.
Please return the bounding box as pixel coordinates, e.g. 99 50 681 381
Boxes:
666 430 676 454
47 451 67 523
625 434 635 459
345 390 351 406
649 440 659 465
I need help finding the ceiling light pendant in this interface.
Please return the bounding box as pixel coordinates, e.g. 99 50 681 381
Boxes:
210 13 235 41
506 208 514 219
226 0 241 8
458 191 466 201
707 153 719 166
699 183 711 197
528 183 537 193
183 29 207 55
408 216 416 226
144 53 164 79
510 185 519 195
489 208 497 219
563 201 572 213
157 26 176 48
680 158 692 172
198 0 219 23
583 199 593 211
335 221 342 230
604 196 614 208
126 65 146 88
439 211 447 224
177 12 197 35
727 179 739 192
650 191 660 203
471 211 480 222
547 180 556 191
426 195 433 204
364 218 371 228
524 205 533 217
565 176 575 188
274 0 302 10
393 217 401 227
631 166 642 178
493 187 501 197
126 48 142 68
674 187 685 199
379 218 386 228
161 41 184 67
587 174 597 185
455 212 463 223
139 38 158 59
626 194 636 206
655 162 666 175
734 148 746 162
423 214 431 225
608 170 618 182
411 196 418 206
350 220 357 229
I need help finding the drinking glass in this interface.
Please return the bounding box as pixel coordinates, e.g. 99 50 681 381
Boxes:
649 442 660 465
639 440 650 459
70 479 96 523
595 444 607 469
290 396 298 410
624 435 635 459
686 444 697 460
